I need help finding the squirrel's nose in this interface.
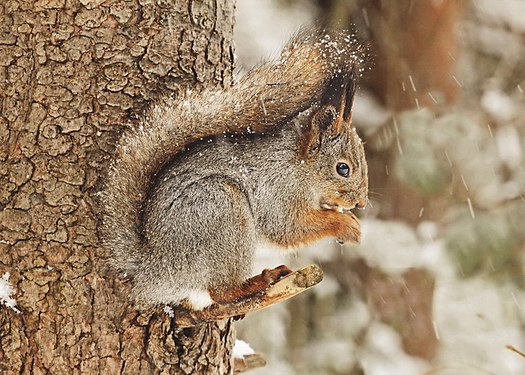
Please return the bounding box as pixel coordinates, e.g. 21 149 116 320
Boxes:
355 197 367 209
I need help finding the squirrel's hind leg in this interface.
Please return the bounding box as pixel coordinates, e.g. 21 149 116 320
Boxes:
173 176 260 308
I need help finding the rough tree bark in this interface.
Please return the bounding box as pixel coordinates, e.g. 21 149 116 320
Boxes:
0 0 238 373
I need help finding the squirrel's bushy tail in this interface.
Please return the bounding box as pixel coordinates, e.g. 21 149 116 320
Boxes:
101 30 367 274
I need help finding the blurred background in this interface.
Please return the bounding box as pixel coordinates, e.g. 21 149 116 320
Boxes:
234 1 525 374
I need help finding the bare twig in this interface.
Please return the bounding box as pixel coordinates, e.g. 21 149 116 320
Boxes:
506 345 525 359
172 264 323 327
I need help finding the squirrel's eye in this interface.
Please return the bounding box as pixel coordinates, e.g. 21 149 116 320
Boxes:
336 162 350 177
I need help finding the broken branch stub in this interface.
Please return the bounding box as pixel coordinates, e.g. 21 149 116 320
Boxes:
233 353 267 373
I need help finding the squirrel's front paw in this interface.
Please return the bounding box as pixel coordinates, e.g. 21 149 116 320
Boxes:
337 213 361 244
261 265 293 284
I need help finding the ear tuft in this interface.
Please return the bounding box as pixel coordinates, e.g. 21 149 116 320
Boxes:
320 66 358 136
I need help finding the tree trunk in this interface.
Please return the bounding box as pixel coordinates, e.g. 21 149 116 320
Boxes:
361 0 462 110
0 0 236 373
359 0 464 223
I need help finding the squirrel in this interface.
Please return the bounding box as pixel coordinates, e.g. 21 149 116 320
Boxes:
101 30 368 310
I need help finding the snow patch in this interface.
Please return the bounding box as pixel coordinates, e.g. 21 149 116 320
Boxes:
481 89 516 122
0 272 20 313
233 339 255 358
163 305 174 318
495 126 523 168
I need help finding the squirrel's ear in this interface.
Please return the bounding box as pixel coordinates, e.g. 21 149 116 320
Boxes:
298 66 357 158
299 105 337 157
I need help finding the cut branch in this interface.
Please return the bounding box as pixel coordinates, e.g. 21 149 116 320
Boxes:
173 264 323 327
233 353 267 373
